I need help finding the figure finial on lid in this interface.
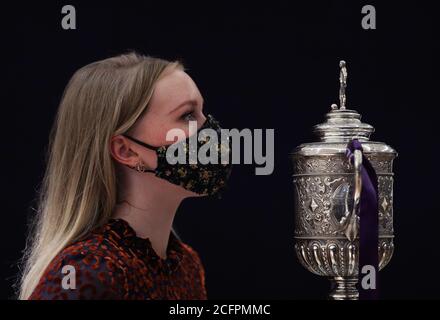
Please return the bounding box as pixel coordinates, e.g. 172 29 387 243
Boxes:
339 60 348 110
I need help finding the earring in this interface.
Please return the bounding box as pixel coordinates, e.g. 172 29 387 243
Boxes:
135 161 147 173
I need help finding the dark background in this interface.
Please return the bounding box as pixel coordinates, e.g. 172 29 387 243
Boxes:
1 1 438 299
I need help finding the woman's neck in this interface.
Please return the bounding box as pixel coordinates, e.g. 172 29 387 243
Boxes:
113 176 185 259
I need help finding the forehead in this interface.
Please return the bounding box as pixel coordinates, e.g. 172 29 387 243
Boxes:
148 69 202 113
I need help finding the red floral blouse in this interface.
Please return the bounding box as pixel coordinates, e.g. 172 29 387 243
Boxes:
29 219 207 300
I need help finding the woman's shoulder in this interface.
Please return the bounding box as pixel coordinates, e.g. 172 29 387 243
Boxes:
29 232 129 300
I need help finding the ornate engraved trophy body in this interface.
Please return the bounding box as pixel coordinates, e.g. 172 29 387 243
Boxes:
290 61 397 299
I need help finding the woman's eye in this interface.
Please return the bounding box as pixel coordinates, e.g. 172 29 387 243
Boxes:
182 112 196 121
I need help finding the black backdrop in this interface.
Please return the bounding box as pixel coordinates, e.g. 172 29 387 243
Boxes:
2 1 438 299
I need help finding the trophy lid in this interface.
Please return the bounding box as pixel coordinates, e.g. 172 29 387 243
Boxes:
313 108 374 142
292 60 396 156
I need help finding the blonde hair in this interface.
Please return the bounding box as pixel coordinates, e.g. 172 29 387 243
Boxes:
18 52 183 299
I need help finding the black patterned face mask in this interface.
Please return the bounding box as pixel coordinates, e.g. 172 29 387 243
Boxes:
123 114 232 197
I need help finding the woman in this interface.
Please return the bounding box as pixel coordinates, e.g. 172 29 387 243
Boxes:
19 52 232 300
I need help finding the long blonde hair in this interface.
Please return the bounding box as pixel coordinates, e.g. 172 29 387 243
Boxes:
18 52 182 299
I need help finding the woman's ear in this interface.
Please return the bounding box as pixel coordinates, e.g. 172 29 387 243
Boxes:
110 135 139 167
110 135 158 171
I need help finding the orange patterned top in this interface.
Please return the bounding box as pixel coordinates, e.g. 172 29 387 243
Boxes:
29 218 207 300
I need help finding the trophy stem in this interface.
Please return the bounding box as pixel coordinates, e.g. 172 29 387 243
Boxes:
329 277 359 300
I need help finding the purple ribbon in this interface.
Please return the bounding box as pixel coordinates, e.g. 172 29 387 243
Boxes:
346 139 379 300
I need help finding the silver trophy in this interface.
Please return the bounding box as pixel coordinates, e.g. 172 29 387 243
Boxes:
290 61 397 299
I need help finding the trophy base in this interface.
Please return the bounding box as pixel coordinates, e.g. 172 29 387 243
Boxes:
329 277 359 300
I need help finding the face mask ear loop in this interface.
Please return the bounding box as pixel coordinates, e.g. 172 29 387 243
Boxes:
122 134 160 151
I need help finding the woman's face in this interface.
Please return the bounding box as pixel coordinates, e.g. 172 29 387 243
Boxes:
111 68 206 194
132 69 205 169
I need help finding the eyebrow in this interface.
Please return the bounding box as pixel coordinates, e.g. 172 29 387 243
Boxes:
168 98 204 115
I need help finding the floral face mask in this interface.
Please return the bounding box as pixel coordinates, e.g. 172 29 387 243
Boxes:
123 114 232 197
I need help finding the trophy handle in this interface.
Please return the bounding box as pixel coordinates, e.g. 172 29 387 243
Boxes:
340 149 362 242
